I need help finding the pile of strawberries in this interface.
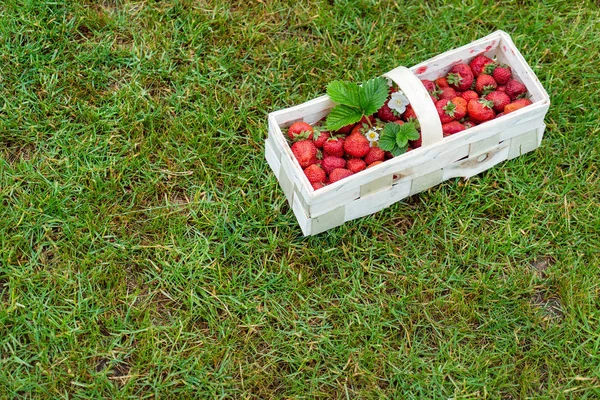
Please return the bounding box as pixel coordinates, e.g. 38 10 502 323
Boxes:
427 54 532 135
287 53 533 191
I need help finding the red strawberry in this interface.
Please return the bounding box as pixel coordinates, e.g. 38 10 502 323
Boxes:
485 91 511 113
364 147 385 165
435 76 449 88
504 98 533 114
442 121 465 136
440 87 457 100
421 79 436 92
312 131 330 149
469 54 495 77
377 101 400 122
496 112 506 119
436 99 455 123
463 120 477 129
329 168 354 183
505 79 528 100
304 164 326 184
450 97 467 120
291 140 317 168
347 158 366 173
394 120 404 126
460 90 479 102
321 156 346 175
409 134 422 149
467 98 496 123
403 105 417 121
447 64 474 91
475 74 497 95
323 137 345 157
497 85 506 92
336 123 355 135
312 182 326 190
492 64 512 85
384 151 394 159
366 161 383 169
344 133 370 158
287 121 313 141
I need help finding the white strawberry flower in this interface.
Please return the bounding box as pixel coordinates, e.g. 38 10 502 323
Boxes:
365 129 379 144
388 91 410 114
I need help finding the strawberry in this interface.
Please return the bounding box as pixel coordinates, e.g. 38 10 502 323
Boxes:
329 168 354 183
344 133 370 158
495 112 506 119
323 137 345 157
497 85 506 92
312 131 330 149
304 164 326 184
366 161 383 169
291 140 317 168
440 87 457 100
409 134 422 149
463 120 477 129
336 123 355 135
421 79 436 92
467 98 496 123
485 91 511 113
475 74 497 95
364 147 385 165
491 64 512 85
394 120 404 126
377 101 400 122
347 158 367 173
504 98 533 114
505 79 528 100
442 121 465 136
450 97 467 120
469 54 495 77
321 156 346 175
287 121 313 141
403 104 417 121
436 98 466 123
435 76 449 88
384 151 394 159
460 90 479 102
447 64 474 91
312 182 326 190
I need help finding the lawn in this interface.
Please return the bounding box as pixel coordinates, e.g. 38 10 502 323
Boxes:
1 0 599 398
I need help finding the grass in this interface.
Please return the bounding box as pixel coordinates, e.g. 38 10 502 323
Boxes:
1 0 599 398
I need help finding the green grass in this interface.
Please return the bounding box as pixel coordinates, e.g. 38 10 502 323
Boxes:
1 0 599 398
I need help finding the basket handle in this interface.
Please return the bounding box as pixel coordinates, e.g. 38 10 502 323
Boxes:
383 66 443 147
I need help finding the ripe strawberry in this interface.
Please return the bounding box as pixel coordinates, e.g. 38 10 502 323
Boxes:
321 156 346 175
435 76 449 88
450 97 467 120
475 74 497 95
463 120 477 129
442 121 465 136
336 123 355 135
347 158 366 173
467 98 496 123
384 151 394 159
440 87 457 100
364 147 385 165
409 134 422 149
421 79 436 92
495 112 506 119
312 131 330 149
505 79 528 100
323 137 345 157
497 85 506 92
469 54 495 76
291 140 317 168
492 64 512 84
403 105 417 121
504 98 533 114
485 91 511 113
329 168 354 183
436 98 466 123
312 182 326 190
344 133 370 158
304 164 326 184
288 121 313 141
447 64 474 91
460 90 479 102
377 101 400 122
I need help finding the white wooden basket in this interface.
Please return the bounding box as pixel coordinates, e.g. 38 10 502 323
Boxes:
265 30 550 236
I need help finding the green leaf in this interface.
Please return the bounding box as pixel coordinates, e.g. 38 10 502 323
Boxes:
325 105 364 131
398 122 420 140
379 123 400 152
358 77 389 116
396 135 408 148
390 145 408 157
326 81 361 108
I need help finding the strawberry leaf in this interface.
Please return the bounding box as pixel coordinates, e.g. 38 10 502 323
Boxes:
390 145 408 157
325 105 364 132
358 77 389 116
327 81 361 108
378 123 400 152
396 135 408 148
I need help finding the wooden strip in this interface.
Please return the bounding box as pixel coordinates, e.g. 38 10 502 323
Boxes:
507 129 540 160
292 191 311 236
309 185 361 218
393 144 470 184
264 141 281 180
410 169 444 196
469 132 501 156
277 163 295 208
345 179 411 222
360 175 393 197
310 206 346 235
444 141 510 180
270 95 335 126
